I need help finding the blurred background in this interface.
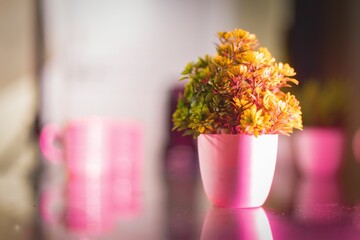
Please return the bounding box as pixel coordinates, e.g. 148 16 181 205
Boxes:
1 0 360 239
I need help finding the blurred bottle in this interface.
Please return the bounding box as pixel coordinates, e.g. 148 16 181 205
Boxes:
163 85 199 240
164 85 197 180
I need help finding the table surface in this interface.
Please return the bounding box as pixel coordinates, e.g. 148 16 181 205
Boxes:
2 146 360 240
35 176 360 240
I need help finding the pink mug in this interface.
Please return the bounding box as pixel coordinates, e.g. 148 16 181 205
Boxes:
39 117 143 214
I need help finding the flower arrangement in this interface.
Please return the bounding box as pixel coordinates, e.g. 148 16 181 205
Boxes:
172 28 303 138
294 79 348 127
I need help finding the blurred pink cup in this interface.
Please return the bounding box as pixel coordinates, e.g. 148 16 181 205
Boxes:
39 117 143 218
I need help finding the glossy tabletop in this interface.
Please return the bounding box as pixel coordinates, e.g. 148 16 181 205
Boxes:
2 142 360 240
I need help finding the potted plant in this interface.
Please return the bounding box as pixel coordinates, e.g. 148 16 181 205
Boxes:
293 79 348 178
172 28 303 208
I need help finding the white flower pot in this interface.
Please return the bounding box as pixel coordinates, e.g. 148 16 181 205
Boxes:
197 134 278 208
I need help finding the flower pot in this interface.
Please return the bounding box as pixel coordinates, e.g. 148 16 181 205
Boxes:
197 134 278 208
293 127 346 178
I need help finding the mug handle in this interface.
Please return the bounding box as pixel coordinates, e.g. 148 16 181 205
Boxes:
39 124 63 163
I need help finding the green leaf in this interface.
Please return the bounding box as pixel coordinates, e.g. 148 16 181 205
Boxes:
182 62 193 75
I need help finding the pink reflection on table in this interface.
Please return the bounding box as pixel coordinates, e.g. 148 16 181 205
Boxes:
40 178 118 237
201 207 273 240
39 117 143 236
65 178 115 235
351 204 360 232
293 177 344 222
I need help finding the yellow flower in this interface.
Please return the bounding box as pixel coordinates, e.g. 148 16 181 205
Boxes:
232 28 250 39
241 51 257 64
212 55 232 67
276 63 296 77
258 67 271 79
241 48 274 67
188 119 214 134
240 105 265 137
240 96 252 108
257 48 275 64
233 97 242 108
218 31 232 41
233 94 253 110
228 65 248 78
263 90 277 110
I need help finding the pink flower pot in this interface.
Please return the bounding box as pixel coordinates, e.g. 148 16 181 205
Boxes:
293 127 346 178
197 134 278 208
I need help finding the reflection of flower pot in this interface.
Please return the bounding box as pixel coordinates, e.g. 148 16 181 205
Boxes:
197 134 278 208
293 127 346 177
201 207 273 240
